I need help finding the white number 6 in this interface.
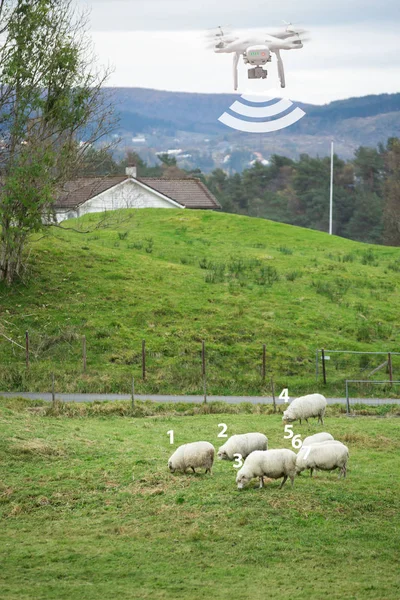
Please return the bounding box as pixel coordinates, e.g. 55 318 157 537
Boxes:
292 434 302 449
233 453 243 469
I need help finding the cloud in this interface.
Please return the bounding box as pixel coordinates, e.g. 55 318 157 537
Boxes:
90 23 400 104
80 0 400 31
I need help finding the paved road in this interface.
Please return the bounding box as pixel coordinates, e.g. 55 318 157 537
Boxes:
1 392 399 405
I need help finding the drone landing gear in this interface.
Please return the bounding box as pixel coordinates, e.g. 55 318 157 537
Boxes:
248 67 268 80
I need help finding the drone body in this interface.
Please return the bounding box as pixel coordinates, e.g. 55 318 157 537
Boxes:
210 25 306 90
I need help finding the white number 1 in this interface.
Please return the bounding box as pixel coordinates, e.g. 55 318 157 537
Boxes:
167 430 174 444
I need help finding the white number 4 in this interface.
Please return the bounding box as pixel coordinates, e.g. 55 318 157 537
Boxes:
279 388 290 403
233 454 243 469
284 424 294 439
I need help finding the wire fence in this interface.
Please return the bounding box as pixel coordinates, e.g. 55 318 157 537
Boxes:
345 380 400 414
316 349 400 385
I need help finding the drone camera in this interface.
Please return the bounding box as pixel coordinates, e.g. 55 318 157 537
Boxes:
248 67 268 80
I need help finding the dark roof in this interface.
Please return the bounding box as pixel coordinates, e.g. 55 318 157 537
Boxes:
54 175 221 211
54 176 128 209
139 177 221 210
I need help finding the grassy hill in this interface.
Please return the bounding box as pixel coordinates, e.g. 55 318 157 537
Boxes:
0 209 399 397
1 401 399 599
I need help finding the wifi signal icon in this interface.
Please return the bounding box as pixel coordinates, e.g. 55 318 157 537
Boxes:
218 89 306 133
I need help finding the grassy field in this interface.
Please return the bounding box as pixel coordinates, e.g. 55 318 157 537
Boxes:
0 209 399 397
0 397 399 599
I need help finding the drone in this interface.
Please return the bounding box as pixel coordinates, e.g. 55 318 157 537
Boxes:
208 23 307 91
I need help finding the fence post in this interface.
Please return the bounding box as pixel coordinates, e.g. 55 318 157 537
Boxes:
25 330 29 369
82 335 87 373
271 377 276 413
131 376 135 410
345 380 350 415
202 340 207 404
142 340 146 381
262 344 266 382
388 353 393 385
52 373 55 404
321 348 327 385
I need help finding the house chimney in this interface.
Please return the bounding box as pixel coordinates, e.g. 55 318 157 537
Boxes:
125 163 137 178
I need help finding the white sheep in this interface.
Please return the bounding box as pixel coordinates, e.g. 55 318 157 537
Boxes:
236 449 297 490
168 441 215 474
302 432 334 446
282 393 327 425
296 441 349 478
217 433 268 460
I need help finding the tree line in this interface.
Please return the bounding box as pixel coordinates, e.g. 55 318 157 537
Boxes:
84 139 400 247
205 139 400 246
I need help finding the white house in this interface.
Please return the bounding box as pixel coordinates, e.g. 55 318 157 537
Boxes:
54 165 221 222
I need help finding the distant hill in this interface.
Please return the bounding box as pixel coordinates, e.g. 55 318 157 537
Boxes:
106 88 400 169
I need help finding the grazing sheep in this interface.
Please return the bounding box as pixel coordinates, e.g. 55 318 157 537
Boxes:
303 432 334 446
296 441 349 478
282 393 327 425
217 433 268 460
236 449 297 490
168 441 215 474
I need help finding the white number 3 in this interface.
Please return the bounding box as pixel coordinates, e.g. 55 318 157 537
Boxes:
233 453 243 469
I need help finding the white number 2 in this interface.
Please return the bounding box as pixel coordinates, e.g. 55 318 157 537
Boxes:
218 423 228 438
233 453 243 469
284 424 294 439
279 388 290 403
167 430 174 444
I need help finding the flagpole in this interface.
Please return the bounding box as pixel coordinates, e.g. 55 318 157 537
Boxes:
329 141 334 235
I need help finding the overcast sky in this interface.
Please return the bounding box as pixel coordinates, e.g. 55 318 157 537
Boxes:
79 0 400 104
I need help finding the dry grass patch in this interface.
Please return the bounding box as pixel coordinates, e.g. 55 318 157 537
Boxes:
10 437 66 456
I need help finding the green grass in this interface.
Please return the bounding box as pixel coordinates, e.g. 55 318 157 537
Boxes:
0 398 399 599
0 209 399 396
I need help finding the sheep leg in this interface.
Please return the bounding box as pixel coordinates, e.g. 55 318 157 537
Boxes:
205 467 212 475
305 418 309 425
279 475 288 489
290 475 295 487
259 476 264 489
310 468 314 477
191 467 196 474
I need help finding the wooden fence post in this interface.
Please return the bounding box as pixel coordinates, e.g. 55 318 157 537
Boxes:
51 373 55 404
25 330 29 369
142 340 146 381
262 344 266 382
271 377 276 413
82 335 87 373
202 340 207 404
321 348 327 385
388 352 393 385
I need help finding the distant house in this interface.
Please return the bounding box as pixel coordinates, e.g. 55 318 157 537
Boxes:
54 165 221 222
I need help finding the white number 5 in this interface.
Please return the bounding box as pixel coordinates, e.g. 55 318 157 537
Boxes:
233 453 243 469
284 424 294 439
